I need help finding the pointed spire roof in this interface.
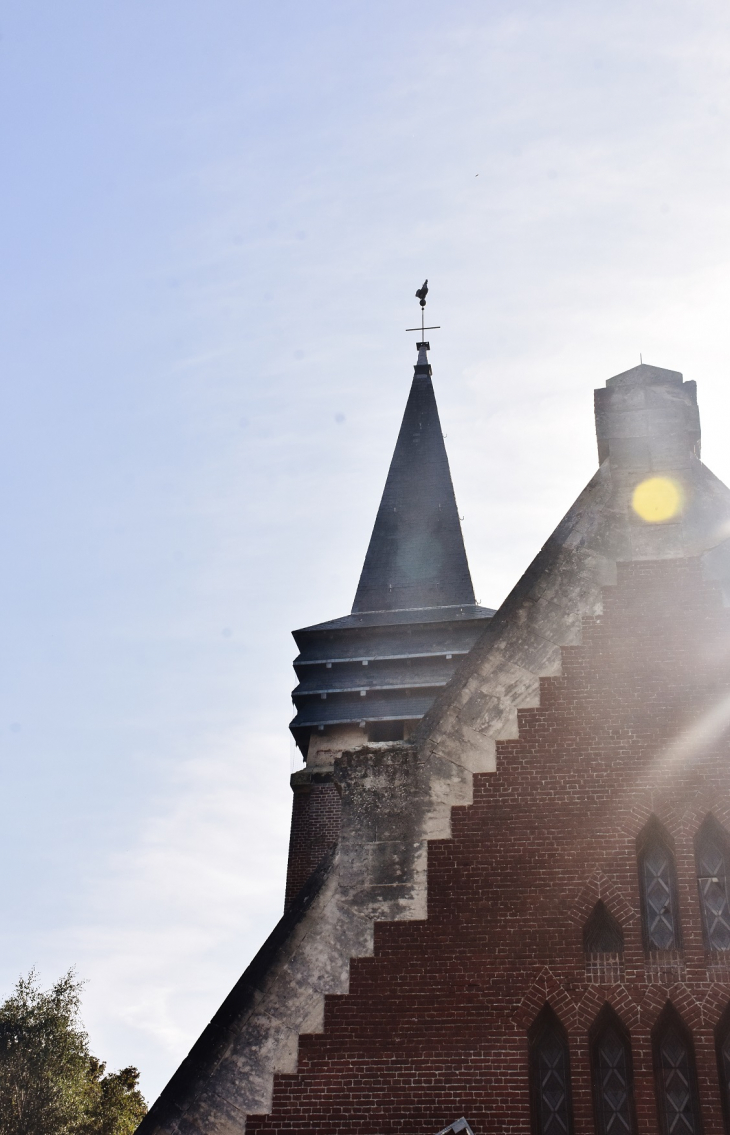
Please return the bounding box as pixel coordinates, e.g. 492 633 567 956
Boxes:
352 344 476 614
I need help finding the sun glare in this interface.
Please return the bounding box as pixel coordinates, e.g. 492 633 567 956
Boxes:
631 476 683 523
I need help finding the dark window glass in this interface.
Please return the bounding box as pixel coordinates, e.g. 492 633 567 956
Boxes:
721 1029 730 1099
654 1014 701 1135
530 1008 573 1135
584 901 624 954
715 1005 730 1135
639 825 679 951
592 1020 636 1135
368 721 404 742
696 817 730 951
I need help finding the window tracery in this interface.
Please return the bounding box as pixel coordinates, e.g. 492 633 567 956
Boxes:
653 1007 701 1135
715 1005 730 1135
638 821 680 952
695 816 730 951
590 1010 636 1135
529 1007 573 1135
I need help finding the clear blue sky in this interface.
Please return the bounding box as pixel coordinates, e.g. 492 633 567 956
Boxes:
2 0 730 1101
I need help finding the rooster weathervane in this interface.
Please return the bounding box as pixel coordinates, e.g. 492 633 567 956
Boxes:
406 279 440 343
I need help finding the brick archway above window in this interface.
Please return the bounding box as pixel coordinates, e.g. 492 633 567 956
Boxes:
514 969 578 1032
566 871 638 932
575 987 641 1033
639 986 703 1032
677 789 730 837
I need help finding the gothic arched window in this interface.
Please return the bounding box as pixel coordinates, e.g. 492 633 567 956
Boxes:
584 901 624 955
638 820 680 952
653 1005 701 1135
529 1006 574 1135
695 815 730 951
590 1007 636 1135
715 1004 730 1134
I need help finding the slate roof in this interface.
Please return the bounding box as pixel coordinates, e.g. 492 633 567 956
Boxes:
290 605 492 743
290 343 492 752
352 344 476 613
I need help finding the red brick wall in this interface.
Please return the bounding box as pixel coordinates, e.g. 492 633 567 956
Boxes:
256 558 730 1134
285 779 341 908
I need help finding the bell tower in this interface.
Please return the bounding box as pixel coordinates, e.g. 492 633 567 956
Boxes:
285 335 493 905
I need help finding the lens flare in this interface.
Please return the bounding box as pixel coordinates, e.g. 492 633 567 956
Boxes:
631 476 683 523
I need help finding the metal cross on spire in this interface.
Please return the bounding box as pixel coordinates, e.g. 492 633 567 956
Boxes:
406 278 440 345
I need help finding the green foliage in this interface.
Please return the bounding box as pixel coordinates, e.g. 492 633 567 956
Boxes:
80 1060 147 1135
0 970 147 1135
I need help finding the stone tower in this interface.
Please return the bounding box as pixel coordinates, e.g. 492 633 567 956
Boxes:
139 357 730 1135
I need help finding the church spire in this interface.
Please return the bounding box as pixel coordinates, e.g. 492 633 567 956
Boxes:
288 301 492 765
352 341 476 613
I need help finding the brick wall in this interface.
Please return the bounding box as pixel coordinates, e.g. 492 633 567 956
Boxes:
250 558 730 1134
285 775 341 908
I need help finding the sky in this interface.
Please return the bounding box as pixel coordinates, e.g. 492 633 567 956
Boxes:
1 0 730 1103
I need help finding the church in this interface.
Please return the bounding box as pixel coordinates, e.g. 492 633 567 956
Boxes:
138 313 730 1135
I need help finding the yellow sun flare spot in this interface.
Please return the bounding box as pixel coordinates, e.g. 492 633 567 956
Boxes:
631 476 683 523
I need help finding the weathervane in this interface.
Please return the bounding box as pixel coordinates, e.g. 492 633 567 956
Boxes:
406 279 440 344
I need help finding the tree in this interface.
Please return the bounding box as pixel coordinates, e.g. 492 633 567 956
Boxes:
0 970 147 1135
80 1060 147 1135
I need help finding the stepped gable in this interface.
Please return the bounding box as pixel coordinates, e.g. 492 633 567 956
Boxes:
416 360 730 772
245 557 730 1135
139 359 730 1135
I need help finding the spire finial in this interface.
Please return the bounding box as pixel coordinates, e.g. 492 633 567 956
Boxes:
406 279 440 348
